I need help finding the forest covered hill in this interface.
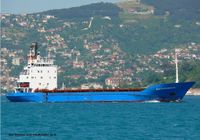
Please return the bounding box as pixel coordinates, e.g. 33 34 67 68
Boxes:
42 2 122 20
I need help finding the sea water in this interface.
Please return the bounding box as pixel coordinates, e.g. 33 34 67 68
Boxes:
1 96 200 140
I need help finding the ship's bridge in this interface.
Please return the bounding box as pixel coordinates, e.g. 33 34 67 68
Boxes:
16 42 57 92
29 57 54 66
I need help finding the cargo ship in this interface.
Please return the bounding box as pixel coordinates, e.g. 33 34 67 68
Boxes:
6 43 195 102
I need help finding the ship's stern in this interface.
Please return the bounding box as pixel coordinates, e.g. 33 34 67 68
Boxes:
6 92 45 102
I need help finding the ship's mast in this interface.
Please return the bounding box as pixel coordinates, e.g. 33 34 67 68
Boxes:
31 42 37 56
175 49 179 83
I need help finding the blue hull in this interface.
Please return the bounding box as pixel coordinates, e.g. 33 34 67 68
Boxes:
6 82 195 103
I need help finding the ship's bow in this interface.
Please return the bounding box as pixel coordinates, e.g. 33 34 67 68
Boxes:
144 82 195 102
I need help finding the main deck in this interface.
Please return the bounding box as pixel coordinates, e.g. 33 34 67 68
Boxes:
34 88 145 93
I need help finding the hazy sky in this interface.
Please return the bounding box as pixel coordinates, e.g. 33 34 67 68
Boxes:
1 0 122 14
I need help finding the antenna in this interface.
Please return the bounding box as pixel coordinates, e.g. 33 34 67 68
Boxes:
175 49 179 83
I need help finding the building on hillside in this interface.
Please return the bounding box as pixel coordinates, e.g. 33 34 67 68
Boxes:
81 83 103 89
12 58 21 65
73 57 84 68
105 77 120 88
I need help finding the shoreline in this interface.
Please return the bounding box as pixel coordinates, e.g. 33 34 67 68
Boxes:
186 88 200 96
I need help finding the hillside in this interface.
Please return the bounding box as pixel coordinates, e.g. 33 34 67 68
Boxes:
1 1 200 91
142 0 200 21
42 2 122 20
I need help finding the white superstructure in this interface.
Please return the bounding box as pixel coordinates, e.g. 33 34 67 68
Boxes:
16 42 57 92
